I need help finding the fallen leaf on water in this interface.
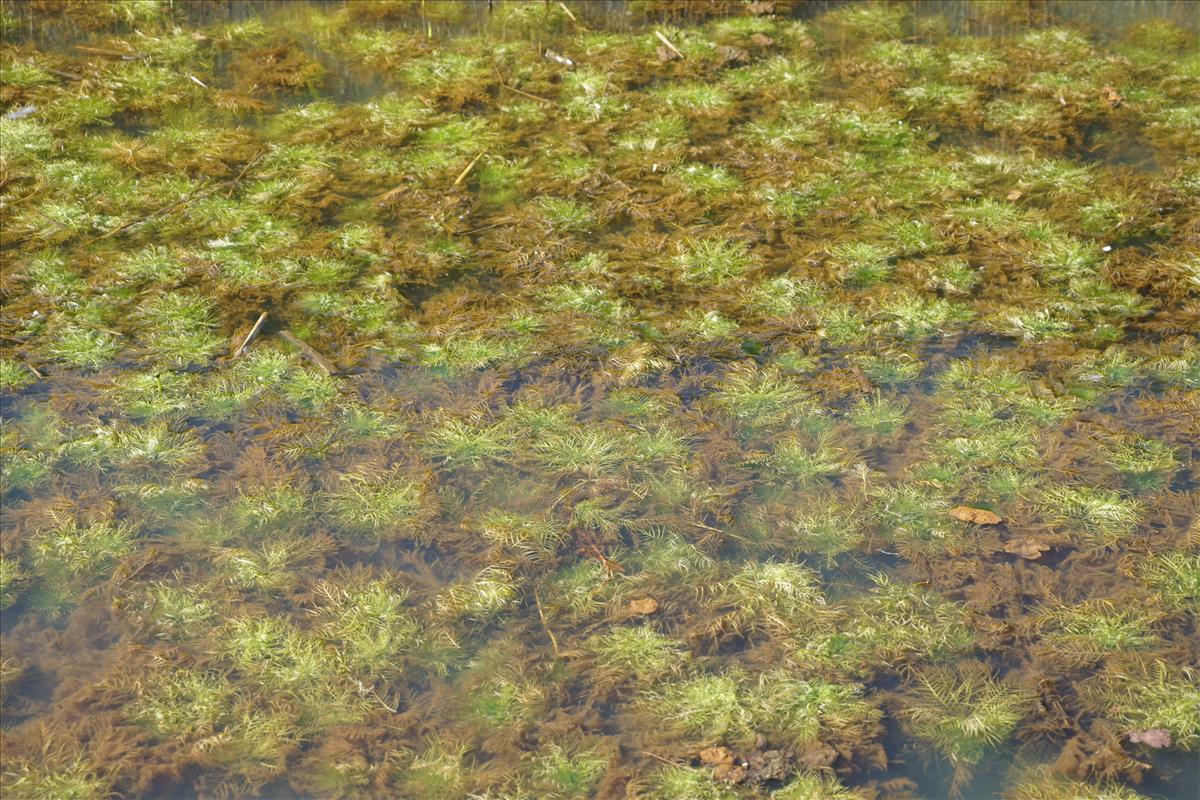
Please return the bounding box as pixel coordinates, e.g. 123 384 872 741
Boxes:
1128 728 1171 748
626 597 659 616
1003 537 1050 559
699 747 734 767
950 505 1002 525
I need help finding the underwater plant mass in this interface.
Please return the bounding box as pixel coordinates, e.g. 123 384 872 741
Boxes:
1 0 1198 797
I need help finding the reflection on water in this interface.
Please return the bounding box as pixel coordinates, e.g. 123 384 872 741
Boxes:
1 2 1198 799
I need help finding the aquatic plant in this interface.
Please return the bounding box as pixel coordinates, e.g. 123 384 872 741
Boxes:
323 469 427 545
0 758 111 800
1037 485 1144 548
588 625 689 687
1134 551 1200 614
527 743 608 799
675 238 756 286
772 772 867 800
2 4 1198 798
642 672 753 745
28 516 138 596
1082 660 1200 751
1096 435 1181 493
422 417 511 469
1033 600 1161 664
900 663 1031 775
647 764 737 800
748 670 880 746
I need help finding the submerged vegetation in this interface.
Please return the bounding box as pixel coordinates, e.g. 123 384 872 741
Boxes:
1 1 1197 799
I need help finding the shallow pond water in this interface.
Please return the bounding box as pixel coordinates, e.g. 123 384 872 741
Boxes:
1 1 1198 799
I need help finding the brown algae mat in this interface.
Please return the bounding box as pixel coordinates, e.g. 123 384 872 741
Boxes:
0 1 1198 798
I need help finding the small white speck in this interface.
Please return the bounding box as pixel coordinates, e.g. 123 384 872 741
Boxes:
1102 245 1112 252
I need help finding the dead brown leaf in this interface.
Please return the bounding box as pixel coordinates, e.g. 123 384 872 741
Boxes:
1003 537 1050 559
750 33 774 48
1128 728 1171 748
1102 85 1123 108
626 597 659 616
950 505 1002 525
656 45 680 63
699 746 734 767
1007 188 1023 201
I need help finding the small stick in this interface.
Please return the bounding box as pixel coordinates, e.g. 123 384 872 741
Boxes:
277 329 336 373
23 361 44 379
533 590 560 657
452 150 487 188
558 2 581 26
498 82 551 104
225 149 267 197
461 220 507 236
643 751 679 767
40 64 82 81
75 45 142 58
187 74 208 89
654 30 684 59
83 151 264 244
233 311 267 358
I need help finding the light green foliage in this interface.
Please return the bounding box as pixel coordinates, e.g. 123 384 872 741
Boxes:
1038 485 1144 547
848 394 908 436
214 535 325 592
762 438 846 485
589 625 688 685
398 742 471 800
1086 662 1200 751
311 575 423 677
529 743 608 799
902 664 1030 768
1098 435 1180 493
871 485 963 557
535 196 594 232
784 504 865 558
478 509 564 560
0 553 29 610
749 670 879 745
645 672 752 743
648 765 738 800
793 575 975 674
675 238 756 286
324 470 426 544
1136 551 1200 614
142 582 215 641
436 565 517 621
423 417 510 468
130 669 234 739
829 242 894 286
1035 601 1160 662
1 759 110 800
772 772 867 800
2 6 1198 798
41 324 121 370
29 517 138 592
671 162 741 198
0 358 36 391
713 363 815 430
